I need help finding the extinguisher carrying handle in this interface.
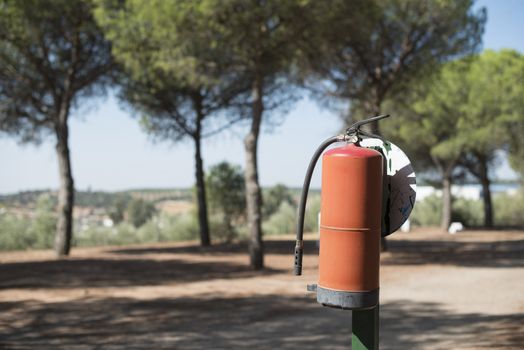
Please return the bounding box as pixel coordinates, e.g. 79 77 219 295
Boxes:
294 134 345 276
345 114 390 138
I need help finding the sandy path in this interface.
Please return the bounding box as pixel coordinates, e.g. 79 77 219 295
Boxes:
0 229 522 349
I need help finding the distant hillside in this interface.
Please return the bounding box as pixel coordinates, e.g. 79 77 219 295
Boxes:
0 188 193 208
0 186 318 208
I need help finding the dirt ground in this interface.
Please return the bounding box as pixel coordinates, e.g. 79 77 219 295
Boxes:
0 228 523 349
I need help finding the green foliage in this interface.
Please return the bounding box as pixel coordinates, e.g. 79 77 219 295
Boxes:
385 49 524 175
385 50 524 227
477 51 524 176
262 194 320 236
263 202 296 236
304 195 321 233
410 194 484 228
452 198 483 227
1 194 263 251
206 162 246 240
0 194 56 250
379 54 476 228
457 51 521 152
72 209 199 247
263 184 295 218
206 212 235 242
159 211 200 242
0 0 113 142
27 195 57 248
311 0 485 123
410 194 442 227
0 190 54 206
76 191 132 209
410 191 524 228
384 58 472 170
494 190 524 227
74 211 201 247
453 50 524 190
0 213 33 250
410 194 484 227
108 195 129 225
76 222 138 246
126 198 157 228
3 189 520 252
94 0 246 142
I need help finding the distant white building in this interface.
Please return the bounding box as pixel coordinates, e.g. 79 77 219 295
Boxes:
103 217 114 227
416 183 519 201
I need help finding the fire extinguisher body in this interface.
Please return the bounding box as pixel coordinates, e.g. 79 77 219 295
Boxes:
317 143 383 309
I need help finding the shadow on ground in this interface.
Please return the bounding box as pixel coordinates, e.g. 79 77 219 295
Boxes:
109 239 319 256
383 239 524 268
110 237 524 268
0 296 522 349
0 258 281 290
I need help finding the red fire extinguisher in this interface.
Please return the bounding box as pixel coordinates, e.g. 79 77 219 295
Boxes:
294 114 392 310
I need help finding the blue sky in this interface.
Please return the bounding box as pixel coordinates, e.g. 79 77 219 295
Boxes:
1 0 523 194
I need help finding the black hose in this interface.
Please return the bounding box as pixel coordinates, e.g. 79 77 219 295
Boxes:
294 135 343 276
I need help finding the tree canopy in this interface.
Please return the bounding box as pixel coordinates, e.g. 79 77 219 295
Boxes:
206 162 246 241
305 0 486 134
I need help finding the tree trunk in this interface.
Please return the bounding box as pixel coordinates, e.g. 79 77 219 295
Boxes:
463 152 494 228
245 74 264 270
54 115 74 257
193 101 211 247
478 158 493 228
441 175 452 231
224 214 234 243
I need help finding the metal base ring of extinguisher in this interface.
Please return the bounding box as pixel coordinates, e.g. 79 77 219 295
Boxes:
311 285 379 310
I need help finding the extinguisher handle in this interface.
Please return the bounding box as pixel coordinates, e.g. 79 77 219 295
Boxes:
345 114 390 136
294 134 344 276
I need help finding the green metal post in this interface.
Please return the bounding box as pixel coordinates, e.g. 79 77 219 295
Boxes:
352 305 379 349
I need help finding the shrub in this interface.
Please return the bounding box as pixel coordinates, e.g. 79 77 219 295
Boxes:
74 211 202 247
0 213 33 250
494 189 524 227
206 162 246 240
159 211 200 242
410 194 442 227
304 195 321 233
0 194 56 251
263 201 296 235
410 190 524 228
262 184 295 218
262 194 320 236
27 194 57 248
126 198 157 228
108 195 129 225
452 197 483 226
75 222 138 247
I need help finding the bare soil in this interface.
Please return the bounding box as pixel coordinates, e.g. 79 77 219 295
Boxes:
0 228 523 349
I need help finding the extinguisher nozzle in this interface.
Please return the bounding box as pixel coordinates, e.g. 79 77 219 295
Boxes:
294 241 303 276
